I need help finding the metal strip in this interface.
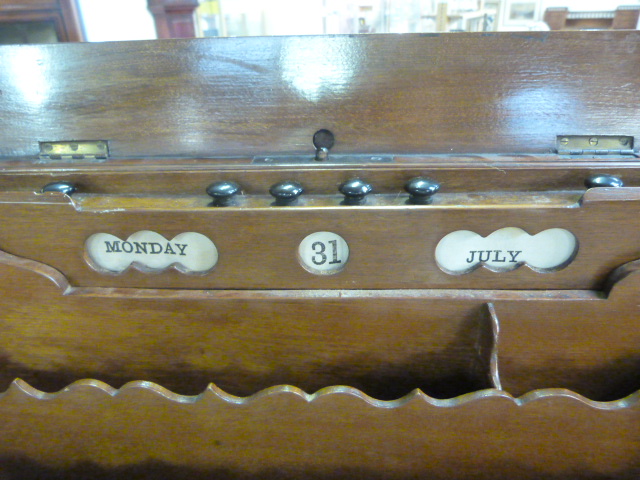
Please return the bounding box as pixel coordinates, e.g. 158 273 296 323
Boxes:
252 155 393 165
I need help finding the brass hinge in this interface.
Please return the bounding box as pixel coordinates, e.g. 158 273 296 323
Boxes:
557 135 634 155
39 141 109 161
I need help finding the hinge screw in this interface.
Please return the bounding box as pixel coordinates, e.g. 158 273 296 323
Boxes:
589 137 599 146
560 137 569 145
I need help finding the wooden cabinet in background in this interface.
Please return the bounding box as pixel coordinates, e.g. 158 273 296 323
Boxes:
147 0 199 39
0 0 83 44
544 5 640 31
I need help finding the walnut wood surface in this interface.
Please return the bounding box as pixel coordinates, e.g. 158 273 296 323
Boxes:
0 260 497 398
0 243 636 477
0 165 637 291
6 157 640 196
0 380 639 480
1 159 640 291
0 33 639 478
0 246 635 401
0 31 638 158
0 179 636 476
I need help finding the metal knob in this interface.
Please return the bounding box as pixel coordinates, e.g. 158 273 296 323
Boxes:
42 182 77 195
270 181 304 206
405 177 440 204
207 181 241 207
339 179 373 205
585 175 623 189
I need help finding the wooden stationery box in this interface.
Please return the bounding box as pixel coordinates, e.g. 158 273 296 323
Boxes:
0 31 639 479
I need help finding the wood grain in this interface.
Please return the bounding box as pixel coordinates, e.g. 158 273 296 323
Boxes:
0 32 639 478
0 240 635 401
0 31 638 158
0 380 638 479
4 156 640 194
0 260 498 398
0 183 636 291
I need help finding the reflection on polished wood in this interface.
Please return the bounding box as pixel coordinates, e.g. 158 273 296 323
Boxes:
0 32 639 478
0 31 638 158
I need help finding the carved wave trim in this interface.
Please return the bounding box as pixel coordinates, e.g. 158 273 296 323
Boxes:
3 379 639 411
0 249 70 293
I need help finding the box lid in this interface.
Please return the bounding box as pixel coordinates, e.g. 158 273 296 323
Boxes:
0 31 638 160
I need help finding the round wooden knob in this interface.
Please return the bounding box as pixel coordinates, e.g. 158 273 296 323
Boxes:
270 181 304 205
207 181 240 206
339 179 373 205
42 182 77 195
585 175 623 188
405 177 440 204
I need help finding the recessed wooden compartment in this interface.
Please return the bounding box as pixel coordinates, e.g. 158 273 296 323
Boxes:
0 262 498 399
5 251 640 402
496 295 640 401
491 261 640 402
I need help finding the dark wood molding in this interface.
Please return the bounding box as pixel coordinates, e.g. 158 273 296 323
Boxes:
147 0 199 38
0 0 84 42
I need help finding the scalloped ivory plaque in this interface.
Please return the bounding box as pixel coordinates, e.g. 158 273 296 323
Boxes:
435 227 577 275
85 231 218 274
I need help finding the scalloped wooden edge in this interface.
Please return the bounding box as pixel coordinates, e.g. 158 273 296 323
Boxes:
3 378 639 411
0 248 70 293
0 244 638 411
